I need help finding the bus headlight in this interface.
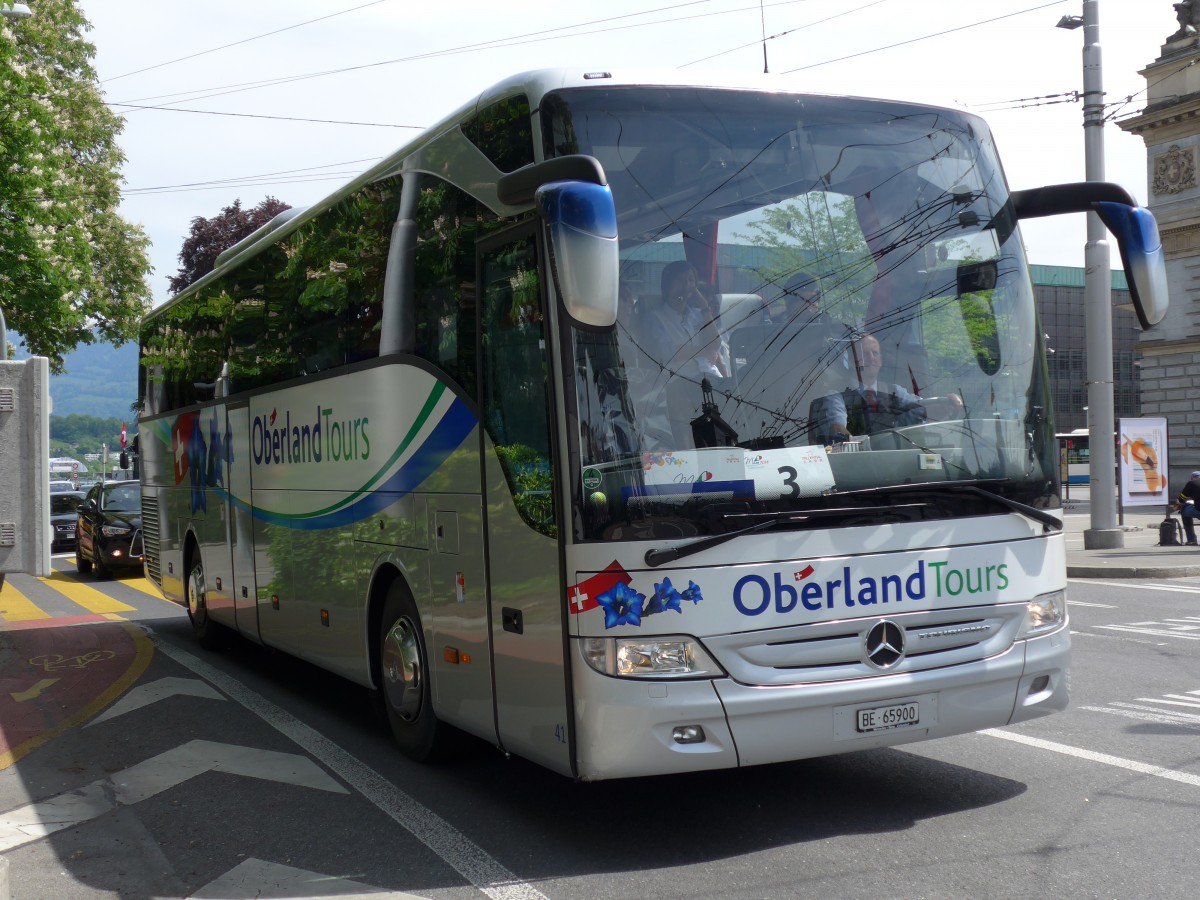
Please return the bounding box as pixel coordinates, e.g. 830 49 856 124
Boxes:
581 636 725 679
1017 590 1067 639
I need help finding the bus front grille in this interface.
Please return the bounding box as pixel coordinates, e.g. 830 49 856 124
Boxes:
703 604 1026 686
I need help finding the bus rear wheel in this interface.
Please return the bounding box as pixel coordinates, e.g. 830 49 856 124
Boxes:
379 582 445 761
186 549 223 650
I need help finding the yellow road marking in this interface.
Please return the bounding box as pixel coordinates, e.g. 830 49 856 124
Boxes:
10 678 59 702
52 560 172 605
118 576 172 602
0 580 51 622
39 572 136 614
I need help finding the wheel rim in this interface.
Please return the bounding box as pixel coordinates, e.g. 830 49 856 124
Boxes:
381 616 423 723
187 562 206 622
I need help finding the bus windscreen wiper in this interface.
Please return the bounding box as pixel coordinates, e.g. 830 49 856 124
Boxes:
833 479 1062 532
643 503 929 567
947 484 1062 532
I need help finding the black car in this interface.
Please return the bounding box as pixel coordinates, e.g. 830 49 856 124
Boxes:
76 481 144 578
50 491 85 552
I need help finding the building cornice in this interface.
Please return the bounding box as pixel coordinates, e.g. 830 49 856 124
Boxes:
1119 94 1200 143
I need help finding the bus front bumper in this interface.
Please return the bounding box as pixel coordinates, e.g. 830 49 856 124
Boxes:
570 627 1068 781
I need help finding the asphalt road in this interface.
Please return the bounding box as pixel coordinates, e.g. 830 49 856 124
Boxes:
0 561 1197 899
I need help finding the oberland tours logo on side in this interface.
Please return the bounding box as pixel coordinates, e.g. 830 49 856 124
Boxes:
732 559 1011 617
252 405 370 466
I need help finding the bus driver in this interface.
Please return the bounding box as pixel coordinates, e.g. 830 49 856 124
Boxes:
815 334 962 441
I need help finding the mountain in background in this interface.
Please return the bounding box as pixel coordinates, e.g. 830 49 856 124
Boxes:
12 337 139 419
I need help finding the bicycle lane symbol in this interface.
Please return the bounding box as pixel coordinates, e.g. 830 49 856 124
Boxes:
0 621 153 768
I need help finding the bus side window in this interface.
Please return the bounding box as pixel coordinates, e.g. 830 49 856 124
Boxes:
479 229 555 536
412 177 490 401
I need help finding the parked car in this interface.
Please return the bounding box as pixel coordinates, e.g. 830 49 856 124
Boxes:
76 481 144 578
50 480 78 493
50 491 85 552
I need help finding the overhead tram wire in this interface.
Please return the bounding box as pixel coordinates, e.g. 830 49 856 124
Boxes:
1104 57 1200 124
17 158 380 203
680 0 890 68
108 2 1075 118
120 175 354 198
108 0 810 110
107 103 420 130
124 158 384 194
972 93 1082 113
102 0 397 83
108 2 1091 130
100 4 1113 208
778 0 1066 75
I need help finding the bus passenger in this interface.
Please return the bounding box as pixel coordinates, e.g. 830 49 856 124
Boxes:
638 261 727 377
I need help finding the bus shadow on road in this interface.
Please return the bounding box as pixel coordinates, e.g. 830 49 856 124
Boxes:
439 745 1027 879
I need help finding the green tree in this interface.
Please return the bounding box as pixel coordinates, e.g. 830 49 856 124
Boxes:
0 0 152 372
737 192 876 323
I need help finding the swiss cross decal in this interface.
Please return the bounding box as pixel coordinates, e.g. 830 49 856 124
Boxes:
567 561 630 615
568 561 705 629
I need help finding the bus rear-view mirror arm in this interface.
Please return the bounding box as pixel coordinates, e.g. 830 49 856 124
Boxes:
1008 182 1168 330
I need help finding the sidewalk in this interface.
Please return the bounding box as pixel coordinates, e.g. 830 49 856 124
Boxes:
1061 485 1200 579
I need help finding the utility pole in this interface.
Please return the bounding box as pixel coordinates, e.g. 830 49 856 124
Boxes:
1060 1 1122 549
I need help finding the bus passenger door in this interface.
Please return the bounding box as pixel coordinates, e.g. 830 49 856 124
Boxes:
477 227 573 777
192 404 237 631
225 402 259 640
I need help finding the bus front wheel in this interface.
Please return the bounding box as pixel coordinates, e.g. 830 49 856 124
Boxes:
379 582 445 761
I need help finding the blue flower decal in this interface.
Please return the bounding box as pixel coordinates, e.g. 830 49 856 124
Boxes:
207 410 224 488
681 580 703 605
647 577 684 615
187 416 208 514
596 581 646 629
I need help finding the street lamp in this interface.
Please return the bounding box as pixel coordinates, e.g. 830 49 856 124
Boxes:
1059 1 1121 549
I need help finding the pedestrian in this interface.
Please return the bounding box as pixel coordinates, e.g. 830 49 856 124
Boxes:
1172 470 1200 546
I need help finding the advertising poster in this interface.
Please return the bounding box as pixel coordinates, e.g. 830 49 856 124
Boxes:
1119 417 1168 507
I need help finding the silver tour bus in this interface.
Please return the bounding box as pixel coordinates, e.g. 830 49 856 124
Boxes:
138 70 1167 780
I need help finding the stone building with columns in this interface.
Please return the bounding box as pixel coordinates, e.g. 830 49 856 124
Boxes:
1118 1 1200 491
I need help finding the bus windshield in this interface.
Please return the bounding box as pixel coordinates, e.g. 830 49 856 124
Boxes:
546 87 1056 542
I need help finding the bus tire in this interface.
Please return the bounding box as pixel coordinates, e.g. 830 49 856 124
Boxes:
186 548 223 650
379 582 445 762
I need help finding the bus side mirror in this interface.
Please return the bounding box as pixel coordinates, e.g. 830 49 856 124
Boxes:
119 451 129 470
536 180 619 328
1009 182 1168 330
1093 202 1168 330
